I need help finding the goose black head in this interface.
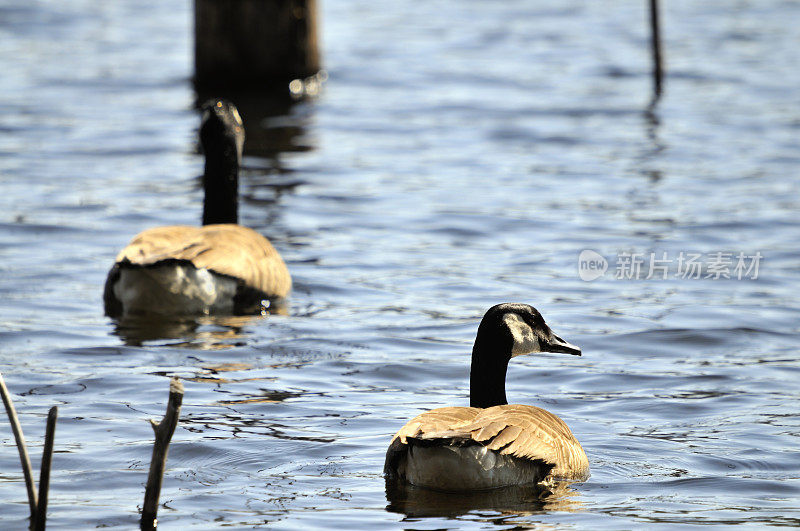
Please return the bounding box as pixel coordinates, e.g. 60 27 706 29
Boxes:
470 303 580 408
484 303 581 358
200 99 244 164
200 99 244 225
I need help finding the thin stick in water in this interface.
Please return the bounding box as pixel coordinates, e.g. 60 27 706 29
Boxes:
34 406 58 531
649 0 663 98
0 371 38 519
141 377 184 531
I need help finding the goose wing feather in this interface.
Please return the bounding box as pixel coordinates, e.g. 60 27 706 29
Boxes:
391 406 481 444
115 224 291 297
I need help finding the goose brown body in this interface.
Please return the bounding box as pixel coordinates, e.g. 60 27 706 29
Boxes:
103 224 291 317
385 405 588 486
110 224 290 298
384 303 588 491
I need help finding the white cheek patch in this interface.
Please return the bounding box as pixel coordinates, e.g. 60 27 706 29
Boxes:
503 313 541 356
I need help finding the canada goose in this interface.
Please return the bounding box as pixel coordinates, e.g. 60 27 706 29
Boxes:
384 303 588 491
103 100 291 317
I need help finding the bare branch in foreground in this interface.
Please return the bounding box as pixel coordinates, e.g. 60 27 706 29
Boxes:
141 377 184 531
0 371 38 519
33 406 58 531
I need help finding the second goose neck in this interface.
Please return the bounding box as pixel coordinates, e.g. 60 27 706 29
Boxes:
202 154 239 225
469 334 511 408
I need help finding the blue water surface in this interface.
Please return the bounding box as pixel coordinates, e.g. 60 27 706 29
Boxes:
1 0 799 528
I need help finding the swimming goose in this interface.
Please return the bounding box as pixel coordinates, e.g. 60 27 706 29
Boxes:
384 303 588 491
103 100 291 317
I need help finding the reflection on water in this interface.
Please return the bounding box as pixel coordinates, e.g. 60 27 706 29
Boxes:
110 313 281 349
385 479 583 519
182 410 336 443
215 389 304 405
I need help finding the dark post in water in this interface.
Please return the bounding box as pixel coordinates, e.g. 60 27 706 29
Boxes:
194 0 321 91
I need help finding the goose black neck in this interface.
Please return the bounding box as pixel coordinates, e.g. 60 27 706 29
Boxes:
469 332 512 408
201 147 239 225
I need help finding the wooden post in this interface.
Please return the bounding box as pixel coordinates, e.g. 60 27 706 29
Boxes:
194 0 321 92
33 406 58 531
141 378 184 531
0 371 38 520
649 0 663 98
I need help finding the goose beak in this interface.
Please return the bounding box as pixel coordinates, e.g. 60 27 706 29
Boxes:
543 334 582 356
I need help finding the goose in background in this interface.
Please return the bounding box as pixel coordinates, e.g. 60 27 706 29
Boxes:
104 100 291 318
384 303 588 491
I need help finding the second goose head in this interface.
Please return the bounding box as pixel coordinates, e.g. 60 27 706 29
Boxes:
201 99 245 226
470 303 581 408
